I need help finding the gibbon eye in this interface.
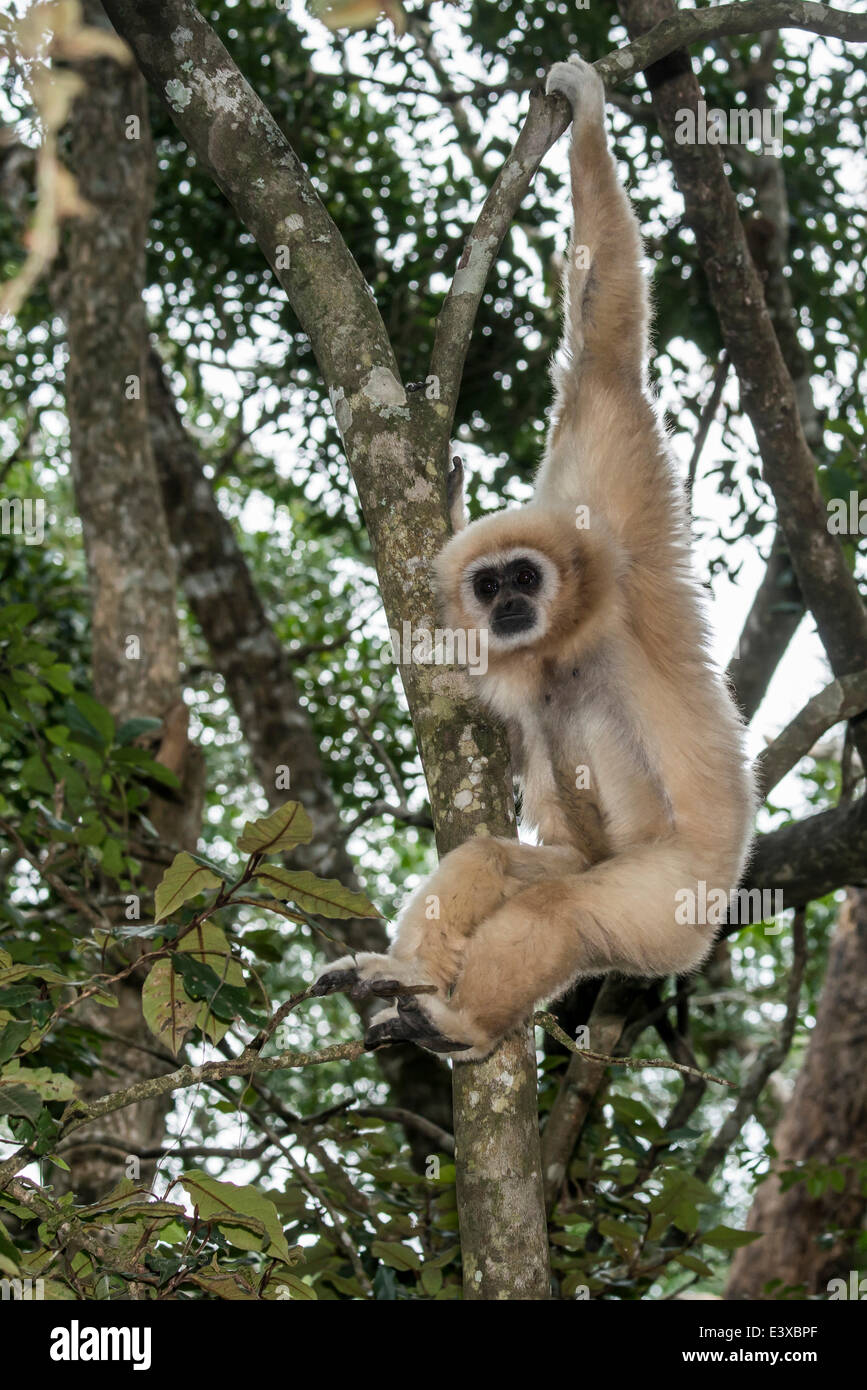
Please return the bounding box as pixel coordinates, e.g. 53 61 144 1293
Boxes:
473 572 500 601
515 566 540 589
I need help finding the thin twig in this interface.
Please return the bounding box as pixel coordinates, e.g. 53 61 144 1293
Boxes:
695 907 807 1182
686 352 729 505
533 1011 734 1087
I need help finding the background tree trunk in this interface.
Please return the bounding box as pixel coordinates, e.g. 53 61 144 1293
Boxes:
727 888 867 1298
54 2 204 1199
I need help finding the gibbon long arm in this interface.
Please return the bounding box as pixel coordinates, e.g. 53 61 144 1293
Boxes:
315 57 755 1061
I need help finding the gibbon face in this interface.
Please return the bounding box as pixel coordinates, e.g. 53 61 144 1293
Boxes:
435 506 617 661
465 546 559 646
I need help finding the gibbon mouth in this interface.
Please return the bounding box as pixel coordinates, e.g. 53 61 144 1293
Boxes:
491 605 536 637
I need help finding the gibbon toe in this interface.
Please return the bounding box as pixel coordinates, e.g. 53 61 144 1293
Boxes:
364 977 405 999
310 965 359 997
363 997 472 1054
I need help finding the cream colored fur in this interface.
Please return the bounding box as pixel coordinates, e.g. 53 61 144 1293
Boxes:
317 56 756 1061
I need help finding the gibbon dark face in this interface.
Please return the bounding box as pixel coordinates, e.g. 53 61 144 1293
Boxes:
435 506 617 661
459 540 563 651
471 555 543 638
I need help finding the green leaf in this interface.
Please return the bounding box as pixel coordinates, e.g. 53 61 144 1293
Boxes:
597 1216 640 1257
237 801 313 856
154 851 221 923
0 1083 42 1124
675 1252 715 1276
187 1267 259 1300
0 1021 34 1065
99 837 124 878
371 1239 421 1271
699 1225 763 1250
0 964 71 988
69 691 115 746
270 1273 317 1301
180 921 246 1043
180 1171 292 1261
19 754 54 794
43 664 73 694
142 961 199 1057
0 1065 76 1102
420 1264 443 1296
170 951 258 1026
255 865 380 918
0 603 37 629
117 716 164 745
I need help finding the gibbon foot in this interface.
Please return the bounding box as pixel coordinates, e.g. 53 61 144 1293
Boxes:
311 967 415 1003
545 54 605 121
363 998 473 1055
310 965 362 998
312 953 439 1003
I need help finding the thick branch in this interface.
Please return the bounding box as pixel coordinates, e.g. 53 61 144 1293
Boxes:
757 671 867 800
619 0 867 766
101 0 401 459
599 3 866 87
740 795 867 910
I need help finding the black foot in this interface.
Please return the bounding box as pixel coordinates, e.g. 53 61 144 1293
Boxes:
312 969 409 1003
310 967 359 997
363 997 472 1054
365 977 405 999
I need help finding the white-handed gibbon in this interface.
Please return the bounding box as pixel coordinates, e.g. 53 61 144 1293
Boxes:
314 56 756 1060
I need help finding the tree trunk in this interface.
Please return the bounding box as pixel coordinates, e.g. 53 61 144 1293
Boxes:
55 1 203 1199
726 888 867 1298
145 349 453 1158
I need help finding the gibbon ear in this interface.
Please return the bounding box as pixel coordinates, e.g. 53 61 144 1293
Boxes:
447 456 466 533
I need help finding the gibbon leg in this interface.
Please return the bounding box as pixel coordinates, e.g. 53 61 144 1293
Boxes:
313 838 587 1050
409 842 714 1060
312 837 521 1001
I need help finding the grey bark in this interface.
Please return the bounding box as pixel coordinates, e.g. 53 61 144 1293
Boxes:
145 350 453 1153
56 2 204 1199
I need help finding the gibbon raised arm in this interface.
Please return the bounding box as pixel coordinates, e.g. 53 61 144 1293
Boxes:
314 56 756 1061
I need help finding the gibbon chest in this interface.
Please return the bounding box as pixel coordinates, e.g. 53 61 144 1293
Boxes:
498 659 670 859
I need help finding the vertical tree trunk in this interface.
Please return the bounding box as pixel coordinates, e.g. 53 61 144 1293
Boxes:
55 1 203 1199
726 888 867 1298
98 0 552 1296
453 1032 551 1298
145 350 453 1157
